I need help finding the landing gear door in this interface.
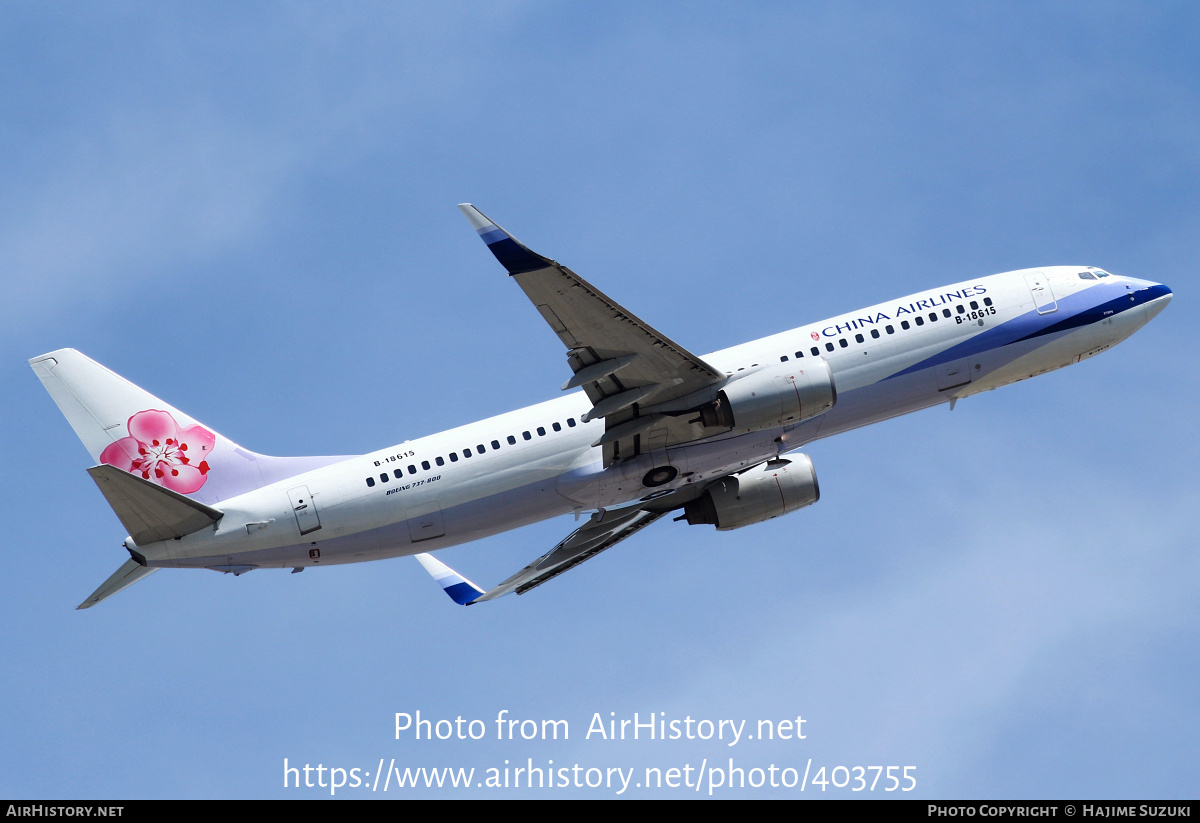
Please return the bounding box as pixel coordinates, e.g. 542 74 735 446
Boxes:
288 485 322 536
1025 271 1058 314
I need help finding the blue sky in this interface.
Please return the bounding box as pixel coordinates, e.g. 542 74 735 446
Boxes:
1 3 1196 798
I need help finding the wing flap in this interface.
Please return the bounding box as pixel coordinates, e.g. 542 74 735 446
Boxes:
477 507 667 600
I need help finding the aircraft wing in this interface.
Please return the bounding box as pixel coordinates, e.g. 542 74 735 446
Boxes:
473 505 668 601
459 205 726 465
416 488 702 605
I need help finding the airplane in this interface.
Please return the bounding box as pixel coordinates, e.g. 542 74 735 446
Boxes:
31 204 1172 609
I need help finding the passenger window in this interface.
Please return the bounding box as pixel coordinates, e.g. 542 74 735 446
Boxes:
780 355 789 362
901 320 910 330
810 347 819 356
567 418 576 427
553 422 561 432
970 300 979 310
507 435 516 445
393 469 402 479
871 329 880 339
983 297 993 306
450 453 459 462
886 325 895 334
825 342 834 352
523 431 531 441
928 312 937 322
915 316 924 326
537 426 546 436
422 461 430 470
957 305 965 314
380 473 389 483
475 444 484 453
408 465 417 475
436 456 445 466
492 440 500 450
366 477 375 488
943 308 951 318
839 339 848 348
855 333 864 343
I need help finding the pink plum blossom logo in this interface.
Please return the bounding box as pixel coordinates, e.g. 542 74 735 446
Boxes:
99 410 216 494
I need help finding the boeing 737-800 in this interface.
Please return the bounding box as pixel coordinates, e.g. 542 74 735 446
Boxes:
32 205 1172 609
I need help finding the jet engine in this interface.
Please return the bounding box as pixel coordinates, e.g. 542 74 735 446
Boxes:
681 455 819 530
694 360 836 433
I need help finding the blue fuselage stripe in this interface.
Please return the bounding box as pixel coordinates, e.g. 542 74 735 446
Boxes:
886 283 1167 380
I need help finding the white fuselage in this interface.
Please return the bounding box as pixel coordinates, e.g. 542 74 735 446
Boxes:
139 266 1170 572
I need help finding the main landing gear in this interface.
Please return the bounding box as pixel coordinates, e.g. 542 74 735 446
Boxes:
642 465 678 487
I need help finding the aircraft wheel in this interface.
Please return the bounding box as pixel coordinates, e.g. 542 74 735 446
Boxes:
642 466 678 487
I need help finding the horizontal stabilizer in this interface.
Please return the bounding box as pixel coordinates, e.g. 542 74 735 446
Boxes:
78 558 157 610
87 464 223 546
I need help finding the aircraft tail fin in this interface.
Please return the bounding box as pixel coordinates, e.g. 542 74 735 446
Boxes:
31 349 347 505
77 559 157 610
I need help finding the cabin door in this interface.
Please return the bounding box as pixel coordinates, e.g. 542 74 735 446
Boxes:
288 485 322 536
1024 271 1058 314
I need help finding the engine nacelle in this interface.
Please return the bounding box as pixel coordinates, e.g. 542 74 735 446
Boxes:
696 359 836 433
682 455 819 531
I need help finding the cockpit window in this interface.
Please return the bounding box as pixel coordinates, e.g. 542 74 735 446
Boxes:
1093 269 1111 278
1078 271 1097 280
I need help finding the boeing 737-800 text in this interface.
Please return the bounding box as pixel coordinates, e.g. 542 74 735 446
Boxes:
32 205 1172 608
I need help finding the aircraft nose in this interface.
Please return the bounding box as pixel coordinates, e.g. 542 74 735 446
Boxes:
1142 282 1172 322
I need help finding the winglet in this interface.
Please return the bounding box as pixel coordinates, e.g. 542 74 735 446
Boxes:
457 204 551 275
414 552 486 606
